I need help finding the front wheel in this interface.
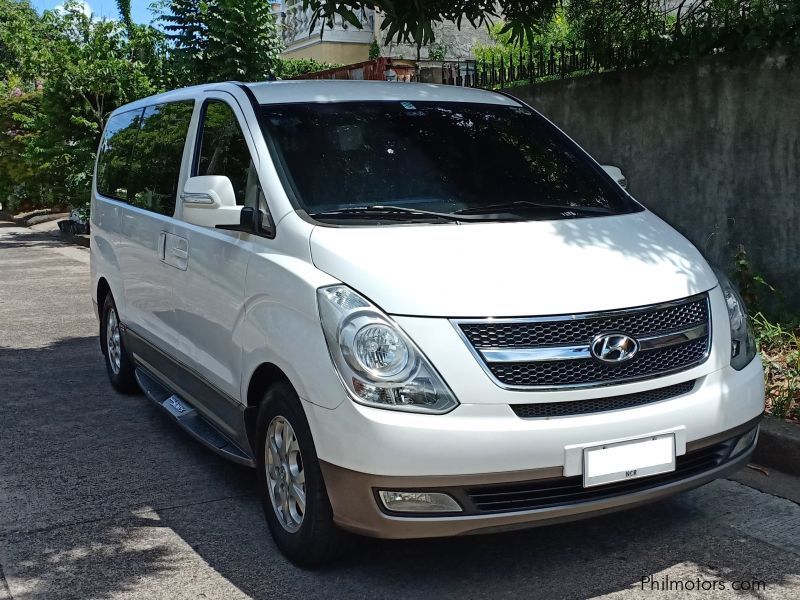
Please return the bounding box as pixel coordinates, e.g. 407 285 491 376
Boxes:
255 381 349 566
100 293 138 394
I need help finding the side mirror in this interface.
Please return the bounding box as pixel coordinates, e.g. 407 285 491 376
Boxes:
217 206 260 233
601 165 628 189
181 175 241 228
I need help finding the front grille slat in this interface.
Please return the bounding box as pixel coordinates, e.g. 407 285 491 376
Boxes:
511 380 695 418
455 294 711 390
466 439 734 513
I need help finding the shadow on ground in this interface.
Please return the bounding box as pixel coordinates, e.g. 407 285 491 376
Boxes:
2 337 799 599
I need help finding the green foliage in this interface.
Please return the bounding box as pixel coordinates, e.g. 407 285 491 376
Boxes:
162 0 283 86
0 0 158 210
205 0 283 82
428 41 448 60
275 58 341 79
301 1 559 47
0 0 48 89
729 245 799 420
752 312 800 420
732 244 777 312
472 1 800 84
368 39 381 60
473 8 574 65
0 91 42 213
161 0 211 85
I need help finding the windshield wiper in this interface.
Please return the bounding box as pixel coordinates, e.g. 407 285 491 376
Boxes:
454 200 613 216
309 205 508 222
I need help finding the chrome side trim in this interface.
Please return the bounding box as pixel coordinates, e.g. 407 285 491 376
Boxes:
480 345 590 363
478 323 709 364
638 323 708 351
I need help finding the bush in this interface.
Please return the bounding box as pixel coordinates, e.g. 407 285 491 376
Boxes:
0 91 42 213
276 58 341 79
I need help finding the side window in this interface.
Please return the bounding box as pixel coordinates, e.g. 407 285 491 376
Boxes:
96 109 143 202
196 100 254 206
128 101 194 216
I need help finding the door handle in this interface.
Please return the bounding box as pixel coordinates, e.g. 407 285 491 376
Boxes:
158 232 167 260
171 247 189 259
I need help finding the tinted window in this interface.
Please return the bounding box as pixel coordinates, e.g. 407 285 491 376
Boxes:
96 109 143 201
128 101 194 216
260 101 640 222
196 101 253 205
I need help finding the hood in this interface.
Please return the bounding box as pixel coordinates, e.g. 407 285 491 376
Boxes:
309 211 718 317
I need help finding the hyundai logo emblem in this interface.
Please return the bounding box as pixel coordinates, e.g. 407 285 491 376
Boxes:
590 332 639 364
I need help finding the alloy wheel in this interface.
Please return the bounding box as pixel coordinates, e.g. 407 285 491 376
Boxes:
265 415 306 532
106 307 121 375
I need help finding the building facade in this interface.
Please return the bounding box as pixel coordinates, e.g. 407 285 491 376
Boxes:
278 1 493 65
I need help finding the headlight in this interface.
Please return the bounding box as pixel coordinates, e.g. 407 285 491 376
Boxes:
714 269 757 370
318 285 458 414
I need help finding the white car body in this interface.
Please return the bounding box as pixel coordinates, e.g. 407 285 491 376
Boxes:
91 81 763 547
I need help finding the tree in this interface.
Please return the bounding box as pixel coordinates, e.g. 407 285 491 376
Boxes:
0 91 42 212
0 0 48 89
205 0 283 81
161 0 282 86
22 0 155 207
161 0 211 85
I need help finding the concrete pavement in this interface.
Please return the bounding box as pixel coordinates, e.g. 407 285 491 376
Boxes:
1 221 799 599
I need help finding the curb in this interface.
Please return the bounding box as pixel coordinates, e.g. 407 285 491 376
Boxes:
753 415 800 476
0 210 69 227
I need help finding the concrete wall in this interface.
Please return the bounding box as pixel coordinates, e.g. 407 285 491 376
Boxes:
506 50 800 309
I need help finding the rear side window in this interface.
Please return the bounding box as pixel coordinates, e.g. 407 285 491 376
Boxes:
195 101 253 205
128 101 195 216
96 109 143 202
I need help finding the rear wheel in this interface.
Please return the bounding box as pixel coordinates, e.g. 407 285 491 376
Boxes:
100 293 138 394
255 381 349 566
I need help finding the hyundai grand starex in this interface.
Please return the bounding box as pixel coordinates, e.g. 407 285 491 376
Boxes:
90 80 764 565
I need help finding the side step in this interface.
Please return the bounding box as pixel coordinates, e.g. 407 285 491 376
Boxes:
135 368 255 467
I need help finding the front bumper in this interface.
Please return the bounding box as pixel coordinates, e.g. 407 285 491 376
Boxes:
305 358 764 477
320 417 760 538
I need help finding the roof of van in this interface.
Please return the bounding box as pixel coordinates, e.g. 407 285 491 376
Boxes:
244 80 520 106
109 80 521 117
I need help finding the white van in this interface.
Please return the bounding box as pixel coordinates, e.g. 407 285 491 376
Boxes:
91 81 764 565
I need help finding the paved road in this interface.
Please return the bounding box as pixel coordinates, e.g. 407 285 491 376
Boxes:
1 221 800 600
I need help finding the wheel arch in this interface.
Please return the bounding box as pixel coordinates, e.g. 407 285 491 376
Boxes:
97 276 112 308
244 362 291 454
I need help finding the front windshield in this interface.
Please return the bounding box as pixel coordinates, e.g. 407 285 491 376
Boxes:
259 100 641 223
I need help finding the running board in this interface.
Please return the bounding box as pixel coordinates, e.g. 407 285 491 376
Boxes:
135 368 255 467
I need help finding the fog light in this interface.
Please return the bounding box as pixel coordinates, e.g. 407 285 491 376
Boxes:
378 491 462 513
731 426 759 457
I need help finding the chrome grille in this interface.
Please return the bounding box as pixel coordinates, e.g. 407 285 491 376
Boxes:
454 294 711 389
459 296 708 347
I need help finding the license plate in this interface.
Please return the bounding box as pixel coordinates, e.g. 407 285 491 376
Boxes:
583 433 676 487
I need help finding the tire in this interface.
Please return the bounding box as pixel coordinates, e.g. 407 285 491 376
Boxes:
100 293 138 394
255 381 349 566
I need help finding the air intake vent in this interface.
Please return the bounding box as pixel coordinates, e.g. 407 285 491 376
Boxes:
510 380 695 418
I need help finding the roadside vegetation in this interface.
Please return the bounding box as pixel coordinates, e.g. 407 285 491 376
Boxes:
0 0 336 216
472 1 800 74
732 246 800 421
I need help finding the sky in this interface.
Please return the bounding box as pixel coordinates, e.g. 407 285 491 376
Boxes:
32 1 155 24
